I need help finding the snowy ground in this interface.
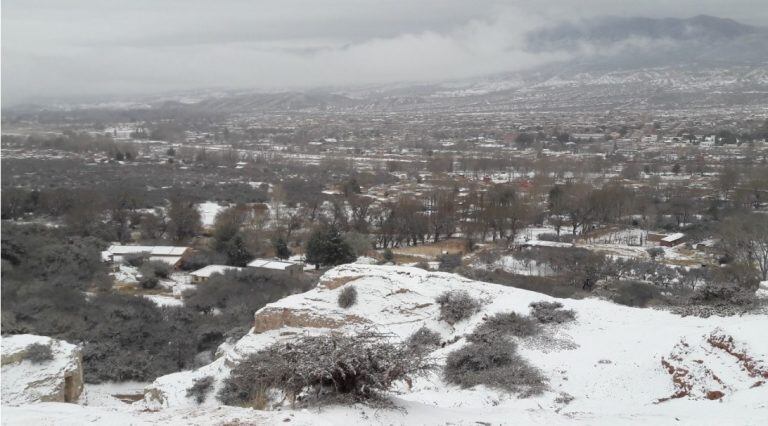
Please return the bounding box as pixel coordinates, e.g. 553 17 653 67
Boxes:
196 202 228 228
4 265 767 425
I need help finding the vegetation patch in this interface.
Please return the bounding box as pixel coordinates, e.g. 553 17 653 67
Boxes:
405 326 442 353
529 301 576 324
219 331 431 408
467 312 540 344
187 376 215 404
337 285 358 309
444 340 546 395
435 290 481 325
25 343 54 364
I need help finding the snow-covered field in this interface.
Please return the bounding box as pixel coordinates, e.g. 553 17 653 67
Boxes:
196 202 228 228
3 265 767 425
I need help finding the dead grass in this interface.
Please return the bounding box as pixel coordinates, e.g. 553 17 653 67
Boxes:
321 275 362 290
392 239 467 259
113 283 170 296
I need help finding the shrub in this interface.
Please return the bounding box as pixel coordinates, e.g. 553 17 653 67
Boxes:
219 332 430 407
609 280 663 307
467 312 540 344
139 275 159 289
529 301 576 324
405 327 441 352
123 253 149 267
435 290 481 325
444 340 546 395
338 286 358 309
646 247 665 260
141 260 172 279
382 248 395 264
691 283 756 306
344 232 373 257
187 376 215 404
438 253 462 272
538 233 574 243
25 343 54 364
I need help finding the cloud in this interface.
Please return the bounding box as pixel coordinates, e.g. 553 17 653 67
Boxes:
2 0 766 104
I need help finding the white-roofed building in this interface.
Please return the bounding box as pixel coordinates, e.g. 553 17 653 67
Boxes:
247 258 304 277
660 233 686 247
190 265 244 283
102 245 191 268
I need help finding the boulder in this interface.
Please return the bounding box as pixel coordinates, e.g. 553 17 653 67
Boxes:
1 334 84 406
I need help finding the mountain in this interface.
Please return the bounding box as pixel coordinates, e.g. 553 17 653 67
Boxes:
4 16 767 115
527 15 761 50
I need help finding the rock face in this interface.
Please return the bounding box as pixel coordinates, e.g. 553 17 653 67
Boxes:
1 334 84 406
252 306 367 333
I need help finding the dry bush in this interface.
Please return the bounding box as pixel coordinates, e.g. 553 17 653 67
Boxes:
467 312 540 344
139 275 159 289
438 253 463 271
405 326 441 353
141 260 172 279
337 286 358 309
123 253 149 267
435 290 481 325
187 376 214 404
25 343 54 364
444 340 546 395
529 301 576 324
219 331 431 408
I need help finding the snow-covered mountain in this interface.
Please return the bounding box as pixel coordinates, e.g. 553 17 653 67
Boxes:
5 264 767 424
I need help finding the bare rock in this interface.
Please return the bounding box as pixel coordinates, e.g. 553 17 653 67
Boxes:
1 334 84 406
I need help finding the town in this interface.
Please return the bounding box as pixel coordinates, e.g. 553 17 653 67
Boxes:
2 3 768 425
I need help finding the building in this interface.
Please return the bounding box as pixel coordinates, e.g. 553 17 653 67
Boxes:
102 245 190 268
660 233 686 247
189 265 244 283
247 258 304 276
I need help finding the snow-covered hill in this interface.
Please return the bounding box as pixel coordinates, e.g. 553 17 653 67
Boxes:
3 264 767 425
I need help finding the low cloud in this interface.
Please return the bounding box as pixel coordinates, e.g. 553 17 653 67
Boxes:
2 0 765 104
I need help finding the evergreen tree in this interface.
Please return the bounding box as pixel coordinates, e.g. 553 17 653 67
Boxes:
305 225 356 269
223 234 252 267
273 237 291 260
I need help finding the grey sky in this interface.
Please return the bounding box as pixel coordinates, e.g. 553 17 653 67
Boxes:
2 0 766 105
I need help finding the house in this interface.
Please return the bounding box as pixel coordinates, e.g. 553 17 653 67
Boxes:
102 245 191 268
189 265 244 283
660 233 686 247
247 258 304 276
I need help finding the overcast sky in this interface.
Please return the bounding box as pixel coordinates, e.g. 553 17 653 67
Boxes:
3 0 767 105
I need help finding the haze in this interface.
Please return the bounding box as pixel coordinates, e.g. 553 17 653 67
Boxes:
3 0 767 105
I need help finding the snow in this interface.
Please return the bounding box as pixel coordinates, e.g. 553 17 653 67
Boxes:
196 202 227 227
2 335 82 406
5 265 768 424
142 294 184 307
189 265 244 278
757 281 768 299
472 254 555 276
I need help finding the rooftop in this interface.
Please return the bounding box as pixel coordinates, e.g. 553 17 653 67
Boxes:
190 265 244 278
247 258 301 270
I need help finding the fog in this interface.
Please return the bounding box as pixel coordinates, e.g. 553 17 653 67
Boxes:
2 0 766 104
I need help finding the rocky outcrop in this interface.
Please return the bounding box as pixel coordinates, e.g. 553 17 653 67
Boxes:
252 307 367 333
1 334 84 406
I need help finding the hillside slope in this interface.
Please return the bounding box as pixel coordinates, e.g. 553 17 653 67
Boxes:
4 264 768 424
